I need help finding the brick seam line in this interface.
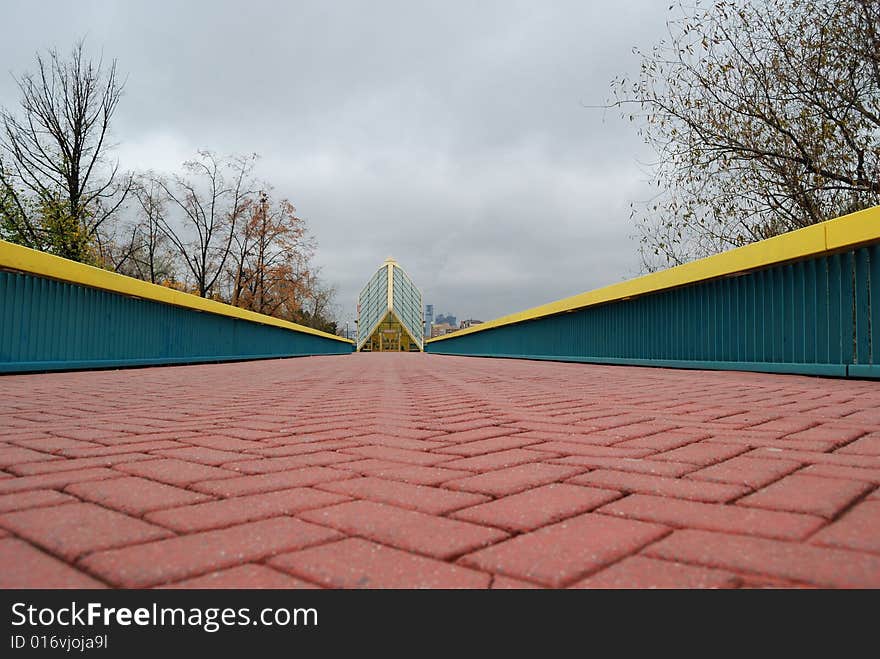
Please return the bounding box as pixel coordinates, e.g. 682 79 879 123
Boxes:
442 483 626 533
588 493 825 543
260 537 499 589
0 525 118 589
174 464 359 498
160 561 328 590
567 548 751 589
795 483 880 549
162 535 344 589
72 525 346 590
143 492 358 535
682 458 805 493
246 525 497 588
0 496 189 563
62 481 223 521
630 531 880 588
454 525 678 589
716 461 876 516
284 506 511 564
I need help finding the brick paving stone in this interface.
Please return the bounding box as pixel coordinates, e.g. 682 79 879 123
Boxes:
270 537 491 588
438 449 553 472
598 494 824 540
445 463 584 497
704 434 836 452
191 467 351 496
52 428 131 442
146 487 349 532
9 453 156 476
835 434 880 456
798 463 880 484
512 430 622 446
644 529 880 588
786 425 869 446
570 556 739 589
615 433 705 451
14 437 102 454
0 447 61 468
0 468 122 495
745 447 880 469
115 458 238 486
435 427 520 445
458 513 668 588
809 501 880 553
153 446 251 466
686 456 802 488
66 476 212 515
434 435 542 457
80 517 342 587
60 440 185 458
182 436 267 451
299 500 507 559
528 442 653 458
451 484 621 532
736 474 872 519
0 489 76 514
316 477 489 515
254 440 365 457
570 469 747 503
0 502 171 561
552 455 695 477
652 442 750 466
0 538 105 588
361 464 474 486
747 417 818 434
330 458 412 475
223 452 360 473
491 575 543 589
338 445 448 465
161 564 319 589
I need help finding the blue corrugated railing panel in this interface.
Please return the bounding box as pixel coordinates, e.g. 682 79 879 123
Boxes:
427 245 879 379
0 271 352 373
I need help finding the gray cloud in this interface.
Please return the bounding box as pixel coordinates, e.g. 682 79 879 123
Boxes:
1 0 670 329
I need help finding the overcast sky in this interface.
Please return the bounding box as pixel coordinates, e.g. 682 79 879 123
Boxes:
1 1 671 330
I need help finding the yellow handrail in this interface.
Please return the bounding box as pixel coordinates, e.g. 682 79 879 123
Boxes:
428 205 880 343
0 239 353 345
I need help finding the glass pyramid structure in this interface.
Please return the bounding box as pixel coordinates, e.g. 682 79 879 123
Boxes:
357 257 423 352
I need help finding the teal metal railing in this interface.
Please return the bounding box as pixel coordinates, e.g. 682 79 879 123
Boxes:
426 212 880 379
0 245 352 374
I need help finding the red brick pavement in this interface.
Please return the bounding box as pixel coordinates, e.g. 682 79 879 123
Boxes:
1 353 879 588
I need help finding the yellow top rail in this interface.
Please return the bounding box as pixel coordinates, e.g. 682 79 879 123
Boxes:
428 205 880 344
0 239 354 345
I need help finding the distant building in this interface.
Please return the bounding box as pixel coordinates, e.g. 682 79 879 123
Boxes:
459 319 483 329
435 313 457 327
430 322 456 338
424 304 434 336
356 257 423 352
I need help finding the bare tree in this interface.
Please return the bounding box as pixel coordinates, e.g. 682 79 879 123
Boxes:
293 271 338 333
229 189 312 314
0 39 132 262
130 176 176 283
96 175 177 282
154 151 256 297
608 0 880 270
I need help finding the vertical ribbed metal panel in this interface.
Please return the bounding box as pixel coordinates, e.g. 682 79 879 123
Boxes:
427 244 879 378
0 270 352 373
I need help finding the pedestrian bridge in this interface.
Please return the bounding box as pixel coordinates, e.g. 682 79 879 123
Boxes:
2 206 878 378
1 206 879 588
